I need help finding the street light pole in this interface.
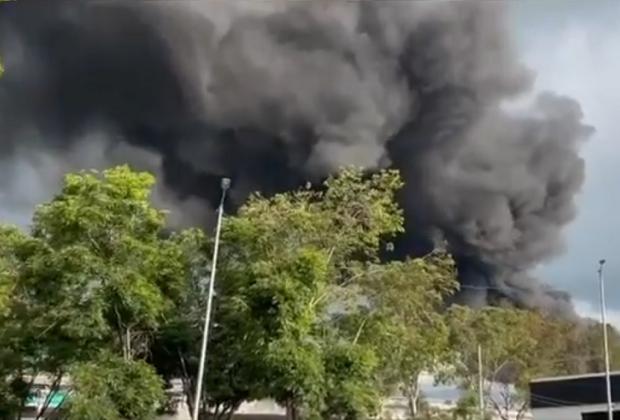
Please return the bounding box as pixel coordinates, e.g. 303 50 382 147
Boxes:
478 345 484 420
598 259 613 420
192 178 231 420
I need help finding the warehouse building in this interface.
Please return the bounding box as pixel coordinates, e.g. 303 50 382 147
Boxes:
530 372 620 420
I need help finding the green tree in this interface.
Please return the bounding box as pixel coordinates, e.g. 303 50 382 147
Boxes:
548 320 620 375
27 166 195 360
0 226 26 315
320 340 381 419
222 168 404 419
0 166 203 418
1 164 461 419
65 352 164 420
446 306 565 420
154 168 412 419
0 226 48 417
336 253 458 418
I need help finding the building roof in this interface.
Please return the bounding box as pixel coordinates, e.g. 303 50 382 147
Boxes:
531 371 620 383
530 372 620 408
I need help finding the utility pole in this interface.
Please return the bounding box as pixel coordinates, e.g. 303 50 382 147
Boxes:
478 344 485 420
598 259 614 420
192 178 231 420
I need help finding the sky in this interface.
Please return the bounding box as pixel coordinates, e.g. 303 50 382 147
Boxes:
511 0 620 315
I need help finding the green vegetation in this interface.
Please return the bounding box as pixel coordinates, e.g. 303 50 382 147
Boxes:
66 352 164 420
0 165 617 419
0 167 200 419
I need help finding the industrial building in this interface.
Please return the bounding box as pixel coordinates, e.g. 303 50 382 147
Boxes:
530 372 620 420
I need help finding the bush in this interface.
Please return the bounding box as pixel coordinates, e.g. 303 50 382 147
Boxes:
65 352 164 420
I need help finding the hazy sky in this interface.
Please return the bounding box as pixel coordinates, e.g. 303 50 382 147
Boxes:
511 0 620 313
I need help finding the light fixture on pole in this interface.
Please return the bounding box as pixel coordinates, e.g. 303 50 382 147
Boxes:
192 177 231 420
598 259 613 420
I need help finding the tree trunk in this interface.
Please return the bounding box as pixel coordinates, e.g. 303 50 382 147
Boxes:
224 406 235 420
177 348 195 418
516 401 529 420
224 402 241 420
35 373 63 420
286 400 298 420
123 325 132 361
17 370 37 420
405 374 421 419
211 404 221 420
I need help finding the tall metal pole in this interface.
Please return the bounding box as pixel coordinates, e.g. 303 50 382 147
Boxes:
478 344 484 420
192 178 230 420
599 259 613 420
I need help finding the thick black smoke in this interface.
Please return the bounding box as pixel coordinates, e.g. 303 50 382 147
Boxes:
0 1 593 314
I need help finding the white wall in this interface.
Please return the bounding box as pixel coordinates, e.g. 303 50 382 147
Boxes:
157 400 285 420
532 403 613 420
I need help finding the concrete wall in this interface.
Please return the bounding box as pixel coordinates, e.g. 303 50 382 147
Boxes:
158 401 286 420
160 398 531 420
532 403 613 420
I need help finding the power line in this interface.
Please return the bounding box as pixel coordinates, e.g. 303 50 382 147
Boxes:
529 393 576 407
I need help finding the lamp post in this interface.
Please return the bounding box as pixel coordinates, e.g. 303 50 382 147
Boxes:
598 259 613 420
478 345 484 420
192 177 231 420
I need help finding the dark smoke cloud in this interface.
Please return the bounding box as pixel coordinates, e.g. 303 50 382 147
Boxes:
0 1 593 314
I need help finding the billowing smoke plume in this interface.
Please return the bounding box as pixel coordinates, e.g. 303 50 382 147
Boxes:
0 1 593 314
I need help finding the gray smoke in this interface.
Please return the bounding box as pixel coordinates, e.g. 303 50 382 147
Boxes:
0 1 593 314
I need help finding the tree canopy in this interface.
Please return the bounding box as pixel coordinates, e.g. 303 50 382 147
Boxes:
0 166 202 418
0 165 616 420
